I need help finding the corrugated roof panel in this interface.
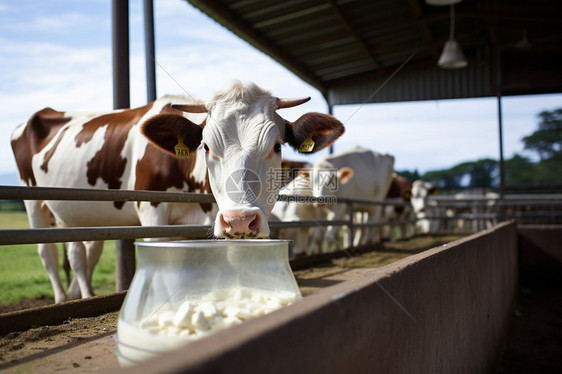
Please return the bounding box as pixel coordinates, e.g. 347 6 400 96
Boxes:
188 0 562 99
328 58 493 104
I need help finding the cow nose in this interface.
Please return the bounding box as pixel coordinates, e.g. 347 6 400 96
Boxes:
219 211 261 235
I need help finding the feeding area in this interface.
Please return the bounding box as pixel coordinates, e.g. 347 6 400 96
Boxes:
2 1 562 372
0 182 560 372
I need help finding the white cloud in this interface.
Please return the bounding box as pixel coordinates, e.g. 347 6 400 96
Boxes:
1 0 561 178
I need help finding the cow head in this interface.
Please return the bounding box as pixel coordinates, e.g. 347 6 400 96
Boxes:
141 81 344 238
306 162 354 201
410 180 439 214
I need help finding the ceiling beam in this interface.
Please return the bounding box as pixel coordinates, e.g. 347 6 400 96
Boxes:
326 0 385 74
187 0 327 94
408 0 440 61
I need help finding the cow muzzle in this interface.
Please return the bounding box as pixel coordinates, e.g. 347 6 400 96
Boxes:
215 208 269 239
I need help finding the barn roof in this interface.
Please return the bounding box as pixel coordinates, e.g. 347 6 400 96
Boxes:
186 0 562 105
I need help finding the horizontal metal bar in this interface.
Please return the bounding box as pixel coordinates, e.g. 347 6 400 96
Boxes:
277 194 408 207
269 220 349 229
0 225 212 245
0 185 216 203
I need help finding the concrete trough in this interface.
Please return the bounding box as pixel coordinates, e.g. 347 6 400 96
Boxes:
116 221 519 374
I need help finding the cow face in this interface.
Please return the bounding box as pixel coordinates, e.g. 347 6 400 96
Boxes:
308 165 354 200
410 180 439 214
142 81 344 238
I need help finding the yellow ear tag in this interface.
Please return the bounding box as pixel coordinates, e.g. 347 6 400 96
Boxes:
298 135 315 153
174 136 190 158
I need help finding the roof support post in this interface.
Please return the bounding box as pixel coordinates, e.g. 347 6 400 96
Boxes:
497 94 505 198
490 29 505 197
143 0 157 102
325 93 335 154
112 0 130 110
112 0 135 291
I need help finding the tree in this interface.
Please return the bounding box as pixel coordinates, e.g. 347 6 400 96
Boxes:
467 158 497 188
522 109 562 161
396 169 420 181
504 154 536 185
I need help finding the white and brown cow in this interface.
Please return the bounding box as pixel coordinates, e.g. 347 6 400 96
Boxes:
410 180 440 233
309 146 395 250
381 173 414 240
11 81 344 302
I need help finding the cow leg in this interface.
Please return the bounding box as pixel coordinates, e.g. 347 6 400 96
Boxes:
67 241 103 299
292 228 309 256
38 243 67 303
366 206 380 245
23 200 67 303
66 241 95 299
323 205 346 251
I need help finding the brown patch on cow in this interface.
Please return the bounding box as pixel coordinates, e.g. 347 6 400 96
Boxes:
387 175 413 216
73 103 154 208
135 143 212 210
387 175 413 200
140 114 204 157
11 108 72 186
159 103 185 115
285 113 344 153
280 159 310 186
159 104 207 128
40 127 69 173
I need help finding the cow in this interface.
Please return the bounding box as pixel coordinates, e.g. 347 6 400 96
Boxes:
271 169 324 256
11 80 345 303
380 173 414 240
309 146 395 251
445 190 499 232
410 180 440 233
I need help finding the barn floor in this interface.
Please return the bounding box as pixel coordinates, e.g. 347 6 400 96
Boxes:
1 234 560 373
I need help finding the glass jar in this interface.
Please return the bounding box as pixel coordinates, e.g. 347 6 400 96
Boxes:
114 239 301 366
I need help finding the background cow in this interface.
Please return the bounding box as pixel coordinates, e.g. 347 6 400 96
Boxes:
446 190 499 232
309 146 395 251
410 180 440 234
271 170 323 256
11 81 344 302
381 173 414 240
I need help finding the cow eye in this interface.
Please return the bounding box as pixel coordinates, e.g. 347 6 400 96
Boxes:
274 143 282 153
203 143 210 152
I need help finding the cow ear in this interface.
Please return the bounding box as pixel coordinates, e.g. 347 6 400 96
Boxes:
141 114 203 157
285 113 344 154
337 167 354 184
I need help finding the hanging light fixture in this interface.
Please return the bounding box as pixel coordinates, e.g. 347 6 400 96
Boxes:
438 4 468 68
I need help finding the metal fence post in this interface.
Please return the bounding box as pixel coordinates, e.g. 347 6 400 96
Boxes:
115 239 135 291
112 0 133 291
347 201 355 248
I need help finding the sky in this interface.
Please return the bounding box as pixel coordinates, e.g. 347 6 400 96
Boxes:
1 0 561 185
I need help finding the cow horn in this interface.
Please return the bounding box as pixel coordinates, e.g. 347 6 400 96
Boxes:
171 103 207 113
276 97 311 109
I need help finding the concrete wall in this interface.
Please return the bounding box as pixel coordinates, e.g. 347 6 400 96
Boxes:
119 221 518 374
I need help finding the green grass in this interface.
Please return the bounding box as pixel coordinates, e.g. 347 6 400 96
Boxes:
0 212 117 304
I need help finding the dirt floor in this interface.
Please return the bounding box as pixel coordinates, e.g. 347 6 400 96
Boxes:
1 234 560 373
495 282 562 373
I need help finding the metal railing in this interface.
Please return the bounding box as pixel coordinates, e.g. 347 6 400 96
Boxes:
2 186 561 246
1 184 560 294
0 185 411 245
2 186 561 244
